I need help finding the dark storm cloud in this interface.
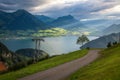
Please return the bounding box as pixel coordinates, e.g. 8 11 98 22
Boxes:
0 0 49 12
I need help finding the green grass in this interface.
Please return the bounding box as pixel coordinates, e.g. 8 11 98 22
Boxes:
67 44 120 80
0 49 88 80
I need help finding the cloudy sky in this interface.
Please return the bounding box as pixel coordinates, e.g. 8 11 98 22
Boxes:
0 0 120 21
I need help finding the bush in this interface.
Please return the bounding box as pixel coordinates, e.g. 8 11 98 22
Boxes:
113 41 118 45
107 42 112 48
86 47 90 50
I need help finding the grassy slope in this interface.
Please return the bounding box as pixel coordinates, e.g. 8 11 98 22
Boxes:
0 49 88 80
67 44 120 80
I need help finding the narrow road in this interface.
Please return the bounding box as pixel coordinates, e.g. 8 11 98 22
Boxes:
18 50 101 80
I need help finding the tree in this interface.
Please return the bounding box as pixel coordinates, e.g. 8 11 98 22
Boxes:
107 42 112 48
76 35 89 46
113 41 117 45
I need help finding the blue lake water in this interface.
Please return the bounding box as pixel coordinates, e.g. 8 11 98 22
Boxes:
0 36 98 56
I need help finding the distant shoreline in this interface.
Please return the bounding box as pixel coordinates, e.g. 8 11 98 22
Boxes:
0 35 99 40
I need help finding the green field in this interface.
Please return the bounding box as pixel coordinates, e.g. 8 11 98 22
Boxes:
67 44 120 80
0 49 88 80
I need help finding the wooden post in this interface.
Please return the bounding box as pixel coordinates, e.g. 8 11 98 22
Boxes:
32 38 45 62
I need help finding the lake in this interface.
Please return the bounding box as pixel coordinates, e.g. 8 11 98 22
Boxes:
0 36 98 56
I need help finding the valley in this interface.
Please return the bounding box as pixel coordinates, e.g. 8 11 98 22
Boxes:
0 1 120 79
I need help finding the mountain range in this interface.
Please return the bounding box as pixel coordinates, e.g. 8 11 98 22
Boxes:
81 32 120 49
35 14 86 31
0 9 119 36
48 15 86 30
0 9 48 30
0 9 85 31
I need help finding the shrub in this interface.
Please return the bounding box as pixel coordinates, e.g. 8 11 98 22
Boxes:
107 42 112 48
86 47 90 50
113 41 118 45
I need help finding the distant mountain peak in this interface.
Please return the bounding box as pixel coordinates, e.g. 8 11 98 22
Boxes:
13 9 30 15
57 15 75 20
67 14 74 17
40 15 48 17
15 9 27 12
111 24 117 26
35 15 54 23
102 23 120 35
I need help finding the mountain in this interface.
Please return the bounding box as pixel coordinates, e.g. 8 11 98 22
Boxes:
0 10 85 31
90 23 120 36
0 10 88 37
102 24 120 35
0 9 48 30
35 15 86 31
50 15 77 26
0 11 13 29
49 15 85 30
35 15 54 24
81 32 120 49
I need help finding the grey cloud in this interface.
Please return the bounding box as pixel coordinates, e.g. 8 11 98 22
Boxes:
0 0 49 12
0 0 119 20
108 13 120 17
102 0 117 2
38 0 118 19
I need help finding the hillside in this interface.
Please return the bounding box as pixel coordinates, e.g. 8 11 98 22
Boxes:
0 9 48 30
0 42 10 71
67 44 120 80
0 42 49 72
81 32 120 48
0 49 88 80
0 42 23 71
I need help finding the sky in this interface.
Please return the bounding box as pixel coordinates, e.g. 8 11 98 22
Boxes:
0 0 120 22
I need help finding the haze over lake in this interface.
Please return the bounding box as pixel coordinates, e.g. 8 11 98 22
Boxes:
1 36 98 56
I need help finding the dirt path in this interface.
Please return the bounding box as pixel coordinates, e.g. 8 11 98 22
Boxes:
18 50 101 80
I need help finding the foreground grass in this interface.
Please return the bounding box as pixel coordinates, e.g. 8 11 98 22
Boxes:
0 49 88 80
67 44 120 80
